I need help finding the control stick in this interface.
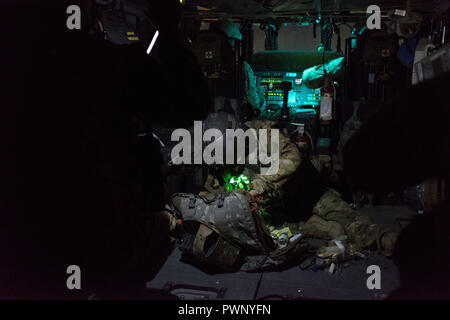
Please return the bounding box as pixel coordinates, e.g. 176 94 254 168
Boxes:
280 81 292 122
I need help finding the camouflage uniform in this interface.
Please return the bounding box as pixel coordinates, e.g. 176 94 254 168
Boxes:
237 120 396 255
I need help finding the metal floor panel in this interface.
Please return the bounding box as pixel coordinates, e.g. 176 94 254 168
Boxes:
146 249 263 300
147 205 414 300
147 249 400 300
256 253 400 300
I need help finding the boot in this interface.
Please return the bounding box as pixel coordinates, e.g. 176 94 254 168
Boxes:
379 231 399 257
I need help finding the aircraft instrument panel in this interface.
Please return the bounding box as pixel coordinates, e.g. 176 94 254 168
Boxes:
255 71 321 111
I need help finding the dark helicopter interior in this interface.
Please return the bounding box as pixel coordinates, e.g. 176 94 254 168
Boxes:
86 0 450 300
3 0 449 301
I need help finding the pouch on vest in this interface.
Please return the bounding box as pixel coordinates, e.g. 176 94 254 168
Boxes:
172 192 310 271
179 220 241 270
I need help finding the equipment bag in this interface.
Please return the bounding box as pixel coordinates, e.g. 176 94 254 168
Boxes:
171 192 309 271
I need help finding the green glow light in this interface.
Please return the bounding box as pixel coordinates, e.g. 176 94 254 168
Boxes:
224 173 250 191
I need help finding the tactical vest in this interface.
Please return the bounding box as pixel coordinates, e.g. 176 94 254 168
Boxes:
171 192 309 271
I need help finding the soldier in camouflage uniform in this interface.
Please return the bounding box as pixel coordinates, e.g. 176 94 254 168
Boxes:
204 119 397 258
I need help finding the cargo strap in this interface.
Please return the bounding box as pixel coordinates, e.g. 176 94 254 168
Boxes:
217 194 225 208
188 195 196 209
192 224 214 257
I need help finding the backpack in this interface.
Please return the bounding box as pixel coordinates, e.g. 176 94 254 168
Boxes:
171 192 310 271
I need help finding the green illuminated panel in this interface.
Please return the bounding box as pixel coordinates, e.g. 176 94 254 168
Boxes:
260 78 282 84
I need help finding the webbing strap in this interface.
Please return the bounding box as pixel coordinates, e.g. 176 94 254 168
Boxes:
192 224 214 258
